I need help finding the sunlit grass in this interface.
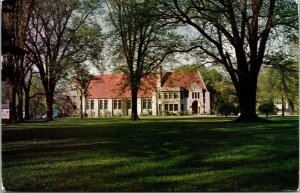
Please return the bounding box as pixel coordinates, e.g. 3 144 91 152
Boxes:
2 116 298 191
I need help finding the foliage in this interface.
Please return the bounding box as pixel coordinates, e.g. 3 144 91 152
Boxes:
1 0 35 123
25 0 103 121
258 102 276 117
158 0 298 121
258 51 298 114
2 116 298 191
105 0 182 120
216 102 238 117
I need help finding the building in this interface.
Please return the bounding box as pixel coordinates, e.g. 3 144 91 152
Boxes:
1 104 9 119
84 71 210 117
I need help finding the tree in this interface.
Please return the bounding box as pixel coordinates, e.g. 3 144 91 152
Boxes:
25 0 103 121
29 75 46 118
105 0 180 120
69 64 95 119
159 0 298 121
2 0 35 123
258 101 275 117
264 53 298 116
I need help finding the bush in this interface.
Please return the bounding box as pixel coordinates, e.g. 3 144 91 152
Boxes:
179 111 189 116
258 102 276 117
217 103 236 117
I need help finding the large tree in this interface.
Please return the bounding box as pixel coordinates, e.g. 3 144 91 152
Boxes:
1 0 35 123
159 0 298 121
263 53 298 115
105 0 181 120
25 0 103 121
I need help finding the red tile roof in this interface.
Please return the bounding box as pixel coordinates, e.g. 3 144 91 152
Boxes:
87 72 207 99
87 74 157 99
161 72 207 90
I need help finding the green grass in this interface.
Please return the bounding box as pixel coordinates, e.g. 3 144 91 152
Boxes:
2 116 299 191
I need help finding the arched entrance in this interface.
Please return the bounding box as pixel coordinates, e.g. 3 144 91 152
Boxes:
192 100 198 114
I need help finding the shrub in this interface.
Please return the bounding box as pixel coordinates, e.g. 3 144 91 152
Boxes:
258 102 276 117
217 102 236 117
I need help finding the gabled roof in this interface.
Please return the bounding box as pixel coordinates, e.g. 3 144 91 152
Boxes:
86 71 207 99
161 72 207 90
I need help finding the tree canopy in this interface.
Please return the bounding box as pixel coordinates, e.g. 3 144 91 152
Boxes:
158 0 298 121
105 0 182 120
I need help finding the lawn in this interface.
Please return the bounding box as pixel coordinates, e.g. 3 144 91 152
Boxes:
2 116 299 191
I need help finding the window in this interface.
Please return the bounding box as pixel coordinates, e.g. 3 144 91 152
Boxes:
170 104 174 111
99 100 103 109
164 93 168 99
169 93 173 99
164 104 168 111
174 104 178 111
143 99 147 109
86 100 90 109
142 98 152 109
158 93 161 99
192 92 200 99
164 104 179 112
104 100 108 109
114 99 122 109
148 99 152 109
113 100 118 109
127 100 131 109
118 100 122 109
174 93 178 99
91 100 94 109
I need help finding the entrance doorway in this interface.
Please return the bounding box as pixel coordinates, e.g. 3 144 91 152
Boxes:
192 100 198 114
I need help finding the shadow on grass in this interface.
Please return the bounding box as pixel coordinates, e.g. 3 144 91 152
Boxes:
2 116 299 191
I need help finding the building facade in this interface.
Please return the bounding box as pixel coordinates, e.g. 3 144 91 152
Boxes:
84 71 210 117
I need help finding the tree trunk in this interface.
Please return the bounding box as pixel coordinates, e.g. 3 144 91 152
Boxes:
80 95 83 119
235 75 260 122
46 92 54 121
130 87 140 120
281 78 285 117
17 86 24 123
8 84 18 124
24 88 30 120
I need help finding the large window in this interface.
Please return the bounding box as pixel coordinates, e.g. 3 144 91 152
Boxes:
163 103 179 112
113 99 122 110
142 98 152 109
192 92 200 99
99 99 108 110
